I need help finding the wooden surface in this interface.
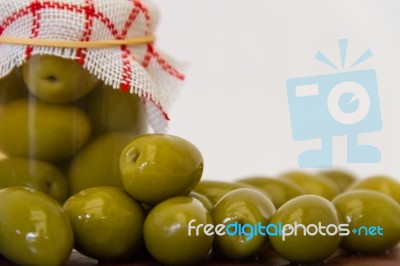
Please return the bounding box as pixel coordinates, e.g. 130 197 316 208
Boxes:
0 245 398 265
66 245 399 266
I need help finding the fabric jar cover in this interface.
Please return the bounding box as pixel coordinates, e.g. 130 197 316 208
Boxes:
0 0 184 133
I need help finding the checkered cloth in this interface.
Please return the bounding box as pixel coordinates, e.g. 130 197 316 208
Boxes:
0 0 184 132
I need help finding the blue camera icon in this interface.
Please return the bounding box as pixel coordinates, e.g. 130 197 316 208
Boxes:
287 69 382 168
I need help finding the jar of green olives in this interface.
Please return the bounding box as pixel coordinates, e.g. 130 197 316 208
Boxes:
0 0 184 203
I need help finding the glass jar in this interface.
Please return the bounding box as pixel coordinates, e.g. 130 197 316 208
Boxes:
0 0 183 203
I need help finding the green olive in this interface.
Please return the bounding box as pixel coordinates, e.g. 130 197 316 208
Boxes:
68 132 136 194
349 175 400 204
22 55 99 103
269 195 342 264
0 187 73 266
0 99 91 161
0 68 28 105
120 134 204 205
237 176 305 208
193 180 265 205
63 186 145 262
279 170 340 200
212 188 276 260
86 84 147 136
0 157 68 203
318 169 357 192
188 191 213 211
332 190 400 254
144 196 214 265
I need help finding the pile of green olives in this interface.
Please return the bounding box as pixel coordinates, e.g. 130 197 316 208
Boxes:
0 132 400 265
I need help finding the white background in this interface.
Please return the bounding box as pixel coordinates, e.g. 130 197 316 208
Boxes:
153 0 400 181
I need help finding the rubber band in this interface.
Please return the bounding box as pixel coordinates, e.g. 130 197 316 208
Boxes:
0 35 155 48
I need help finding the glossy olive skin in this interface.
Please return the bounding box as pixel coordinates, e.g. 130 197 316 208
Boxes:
0 187 73 266
68 132 136 194
63 187 145 262
0 99 91 161
120 134 204 205
269 195 342 264
212 188 276 260
237 176 305 208
0 157 68 203
193 180 261 205
333 190 400 254
318 169 357 192
144 196 214 265
279 170 340 200
349 175 400 204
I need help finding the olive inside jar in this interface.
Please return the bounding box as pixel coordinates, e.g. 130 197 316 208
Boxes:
0 0 184 203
